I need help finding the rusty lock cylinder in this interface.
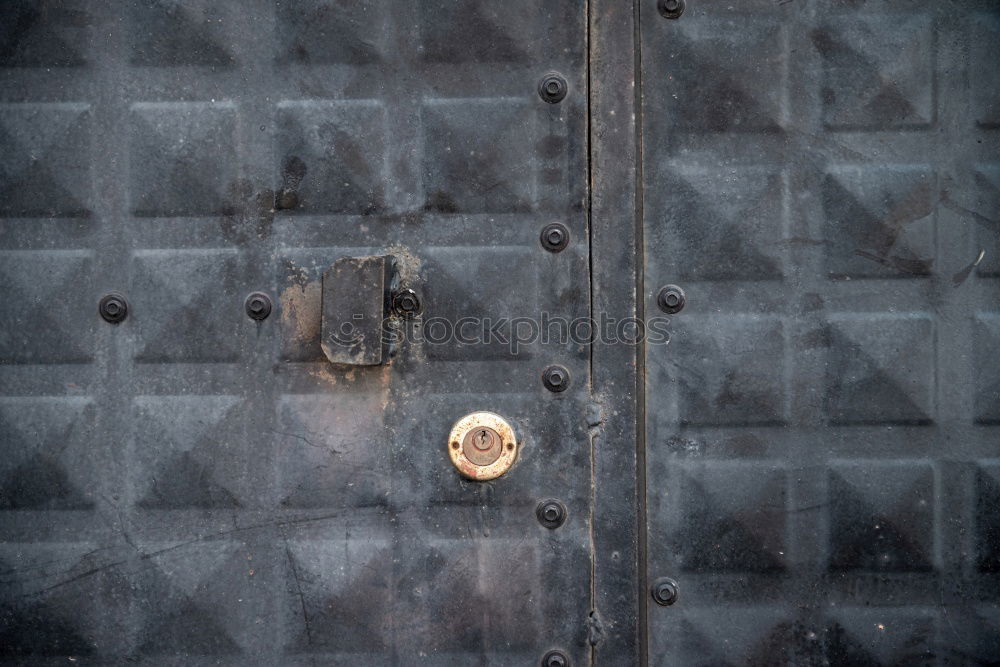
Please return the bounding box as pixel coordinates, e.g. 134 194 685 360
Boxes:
448 412 518 481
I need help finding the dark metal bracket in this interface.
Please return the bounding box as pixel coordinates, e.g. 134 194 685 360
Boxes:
320 255 421 366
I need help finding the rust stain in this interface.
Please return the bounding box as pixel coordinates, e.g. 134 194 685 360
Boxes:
385 243 423 285
447 412 518 482
280 278 322 348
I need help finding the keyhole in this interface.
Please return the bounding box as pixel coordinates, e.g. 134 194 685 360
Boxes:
474 429 491 450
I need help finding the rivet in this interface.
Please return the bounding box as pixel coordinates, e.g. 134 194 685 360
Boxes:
656 285 686 314
651 576 679 606
542 365 570 393
657 0 685 19
538 73 568 104
245 292 272 321
540 223 570 253
392 288 422 317
99 293 128 324
536 499 567 529
542 650 569 667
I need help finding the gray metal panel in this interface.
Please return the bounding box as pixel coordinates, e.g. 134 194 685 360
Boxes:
0 0 591 663
642 0 1000 663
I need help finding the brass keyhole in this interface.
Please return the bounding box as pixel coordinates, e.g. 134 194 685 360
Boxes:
473 429 493 450
448 412 517 481
461 425 502 466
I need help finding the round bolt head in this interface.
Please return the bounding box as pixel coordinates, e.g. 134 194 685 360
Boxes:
657 0 685 19
538 73 568 104
656 284 686 314
542 365 570 393
651 576 679 606
393 288 422 317
448 412 518 481
245 292 272 321
540 223 570 252
536 499 567 529
542 650 569 667
99 293 128 324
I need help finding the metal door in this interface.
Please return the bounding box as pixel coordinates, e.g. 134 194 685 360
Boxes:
640 0 1000 664
3 0 998 664
0 1 595 663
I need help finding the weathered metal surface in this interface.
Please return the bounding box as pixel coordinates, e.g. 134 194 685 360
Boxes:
320 255 396 366
641 0 1000 663
589 0 644 663
447 412 518 481
0 0 591 663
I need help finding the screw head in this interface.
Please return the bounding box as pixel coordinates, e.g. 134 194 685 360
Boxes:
542 365 570 393
538 73 568 104
657 0 685 19
98 293 128 324
536 499 567 529
542 650 569 667
540 223 570 253
656 285 686 314
392 288 422 317
245 292 272 321
651 577 679 606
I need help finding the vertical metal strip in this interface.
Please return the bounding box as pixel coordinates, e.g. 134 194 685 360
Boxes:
589 0 643 663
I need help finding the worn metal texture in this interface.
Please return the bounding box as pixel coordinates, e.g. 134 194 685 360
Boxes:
0 0 591 663
642 0 1000 664
589 0 644 664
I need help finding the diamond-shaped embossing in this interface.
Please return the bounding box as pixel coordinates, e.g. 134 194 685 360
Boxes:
670 315 786 426
421 246 539 361
674 464 787 573
647 166 784 281
276 101 386 214
0 1 88 67
827 463 934 573
129 102 238 217
417 0 532 63
277 394 388 509
972 12 1000 128
813 13 934 130
666 608 794 665
974 313 1000 424
131 250 244 363
394 537 541 655
133 396 255 509
822 166 935 279
284 538 391 654
0 103 91 217
0 541 136 657
0 398 95 510
0 251 93 364
422 99 536 214
657 19 785 133
132 541 243 655
825 314 935 425
129 0 234 66
0 543 112 658
275 0 385 65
